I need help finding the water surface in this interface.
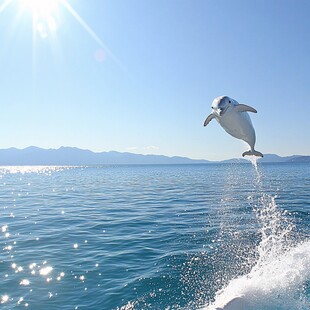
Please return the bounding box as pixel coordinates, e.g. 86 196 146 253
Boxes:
0 163 309 309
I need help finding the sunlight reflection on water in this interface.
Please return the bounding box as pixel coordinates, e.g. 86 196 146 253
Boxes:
0 164 309 309
0 166 75 175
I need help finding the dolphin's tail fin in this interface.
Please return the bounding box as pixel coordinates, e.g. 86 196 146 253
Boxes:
242 150 263 157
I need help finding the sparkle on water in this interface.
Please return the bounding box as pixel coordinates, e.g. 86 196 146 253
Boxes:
1 164 309 309
0 165 73 175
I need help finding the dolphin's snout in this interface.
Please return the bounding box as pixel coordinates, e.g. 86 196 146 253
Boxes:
218 106 227 116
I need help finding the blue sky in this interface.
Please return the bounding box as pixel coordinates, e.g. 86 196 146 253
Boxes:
0 0 309 160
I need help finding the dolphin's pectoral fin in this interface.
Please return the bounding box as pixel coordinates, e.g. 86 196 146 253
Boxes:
204 114 215 127
234 104 257 113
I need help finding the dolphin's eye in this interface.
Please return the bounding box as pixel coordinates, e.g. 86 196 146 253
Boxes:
229 100 231 103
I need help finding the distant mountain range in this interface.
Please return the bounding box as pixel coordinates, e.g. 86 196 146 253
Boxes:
0 146 309 165
222 153 310 164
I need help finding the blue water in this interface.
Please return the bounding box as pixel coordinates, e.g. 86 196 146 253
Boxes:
0 163 310 309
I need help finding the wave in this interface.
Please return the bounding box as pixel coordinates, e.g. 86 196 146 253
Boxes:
203 158 310 310
204 240 310 310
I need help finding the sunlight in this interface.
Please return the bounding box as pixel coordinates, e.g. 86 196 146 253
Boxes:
20 0 60 37
20 0 58 18
0 0 12 14
0 0 122 70
61 1 122 67
17 0 119 64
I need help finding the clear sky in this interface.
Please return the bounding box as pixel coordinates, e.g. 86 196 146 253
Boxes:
0 0 309 160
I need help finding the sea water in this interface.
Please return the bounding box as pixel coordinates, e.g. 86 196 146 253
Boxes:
0 163 309 309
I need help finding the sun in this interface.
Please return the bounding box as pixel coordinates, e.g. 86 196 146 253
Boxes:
19 0 61 37
20 0 59 16
1 0 121 67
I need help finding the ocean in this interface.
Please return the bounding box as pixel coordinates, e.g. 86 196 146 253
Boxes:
0 162 310 309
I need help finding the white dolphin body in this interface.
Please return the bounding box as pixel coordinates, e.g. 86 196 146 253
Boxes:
204 96 263 157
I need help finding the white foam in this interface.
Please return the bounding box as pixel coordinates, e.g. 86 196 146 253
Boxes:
205 240 310 309
203 165 310 310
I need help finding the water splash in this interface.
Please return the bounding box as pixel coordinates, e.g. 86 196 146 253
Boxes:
204 161 310 310
205 239 310 309
247 155 259 172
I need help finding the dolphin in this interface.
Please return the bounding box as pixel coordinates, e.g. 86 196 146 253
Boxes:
204 96 263 157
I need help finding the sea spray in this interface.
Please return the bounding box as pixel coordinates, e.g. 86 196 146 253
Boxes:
247 155 261 185
247 155 259 172
205 240 310 309
204 158 310 310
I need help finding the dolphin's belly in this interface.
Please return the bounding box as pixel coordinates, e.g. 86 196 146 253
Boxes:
218 112 255 145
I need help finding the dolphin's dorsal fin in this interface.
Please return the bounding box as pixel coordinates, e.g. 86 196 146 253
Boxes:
234 104 257 113
204 114 215 126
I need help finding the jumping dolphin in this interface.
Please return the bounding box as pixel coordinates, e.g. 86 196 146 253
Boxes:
204 96 263 157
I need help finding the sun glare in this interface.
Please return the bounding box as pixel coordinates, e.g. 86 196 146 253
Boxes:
0 0 121 68
20 0 58 16
20 0 60 37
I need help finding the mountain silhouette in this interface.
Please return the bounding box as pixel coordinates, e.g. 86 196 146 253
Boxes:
0 147 309 165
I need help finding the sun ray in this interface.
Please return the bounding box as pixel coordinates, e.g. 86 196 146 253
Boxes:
20 0 59 17
0 0 12 13
60 0 123 68
20 0 61 37
3 0 124 73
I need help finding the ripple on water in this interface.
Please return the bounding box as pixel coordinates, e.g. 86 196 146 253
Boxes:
0 164 309 309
